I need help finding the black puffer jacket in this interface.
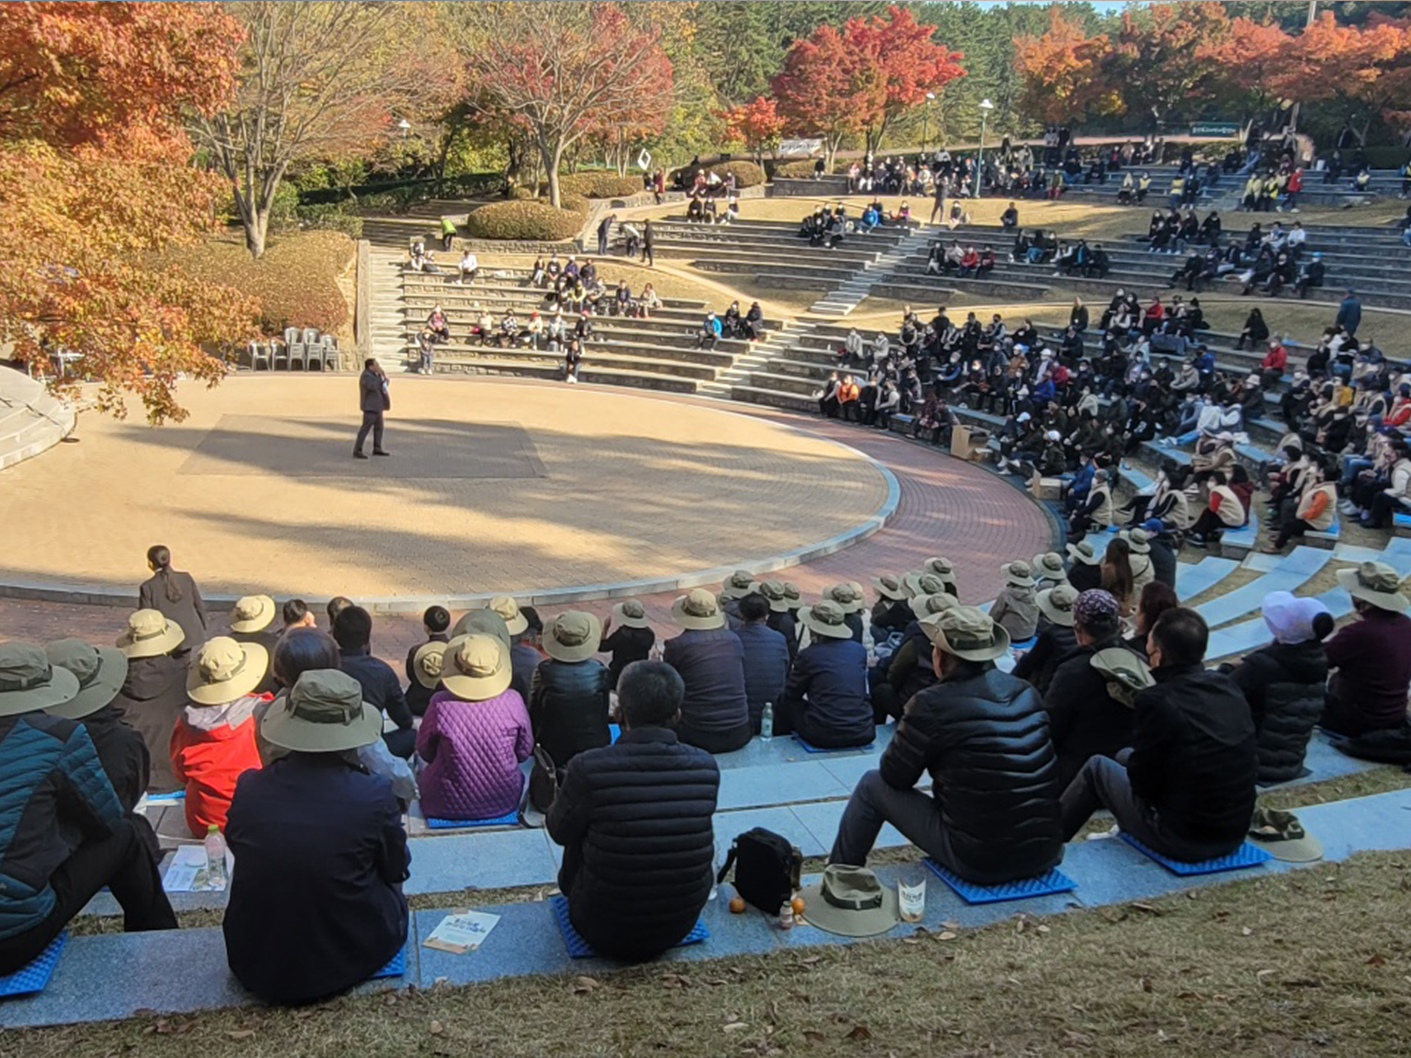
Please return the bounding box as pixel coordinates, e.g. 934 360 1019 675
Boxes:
883 662 1063 885
1043 636 1138 788
547 727 719 961
1012 620 1078 696
529 658 611 768
1229 639 1328 784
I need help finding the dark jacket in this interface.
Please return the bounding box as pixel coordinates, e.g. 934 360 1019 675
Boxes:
359 368 387 413
510 641 543 703
1323 609 1411 735
871 600 913 635
1012 621 1078 696
78 705 151 814
766 610 799 659
1067 562 1103 593
1230 639 1329 784
138 570 206 649
882 664 1062 884
600 626 655 689
735 622 790 730
662 628 749 744
224 753 409 1004
1043 637 1139 788
0 712 124 941
1128 663 1257 849
111 653 188 792
782 636 872 747
1148 537 1178 589
529 658 612 768
546 727 719 961
340 649 413 734
403 633 450 717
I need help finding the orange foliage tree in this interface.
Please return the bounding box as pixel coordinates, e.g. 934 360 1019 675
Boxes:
1197 17 1295 125
720 96 786 164
1013 7 1121 125
0 1 257 423
846 5 965 156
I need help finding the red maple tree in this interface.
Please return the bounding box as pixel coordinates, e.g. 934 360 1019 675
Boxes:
720 96 787 164
846 5 965 156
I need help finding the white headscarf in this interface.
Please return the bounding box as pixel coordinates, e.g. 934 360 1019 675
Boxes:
1261 591 1329 645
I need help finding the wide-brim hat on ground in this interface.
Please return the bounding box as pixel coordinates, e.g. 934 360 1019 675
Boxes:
921 605 1011 662
799 865 900 938
228 594 276 635
544 610 602 662
904 571 946 600
117 609 185 659
412 640 449 689
1066 540 1101 566
44 638 129 720
758 581 791 614
872 574 908 602
487 596 529 636
720 569 756 600
1121 528 1152 555
186 636 269 706
1337 561 1408 613
611 600 650 629
799 600 853 639
451 608 511 649
1001 560 1036 588
261 668 383 754
825 583 864 614
440 634 512 700
910 591 959 621
1036 585 1079 628
1032 552 1068 581
1248 807 1324 863
0 642 81 717
672 588 726 630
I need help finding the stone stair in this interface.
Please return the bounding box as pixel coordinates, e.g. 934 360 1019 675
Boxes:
0 368 76 472
697 319 815 400
368 248 410 363
810 226 932 317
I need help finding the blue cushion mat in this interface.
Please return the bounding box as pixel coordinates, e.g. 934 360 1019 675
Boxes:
793 734 875 754
368 944 406 980
1118 832 1271 875
145 790 186 803
609 723 621 742
548 894 708 959
923 860 1077 904
0 931 66 998
426 806 521 830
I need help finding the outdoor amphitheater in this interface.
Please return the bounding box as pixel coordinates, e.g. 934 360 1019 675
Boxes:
3 3 1411 1056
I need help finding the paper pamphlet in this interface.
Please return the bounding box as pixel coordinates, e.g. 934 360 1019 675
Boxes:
162 845 234 893
422 909 501 954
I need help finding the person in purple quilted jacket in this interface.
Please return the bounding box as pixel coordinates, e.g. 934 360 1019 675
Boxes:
416 635 532 821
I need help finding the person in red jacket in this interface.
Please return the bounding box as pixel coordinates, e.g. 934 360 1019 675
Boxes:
1259 336 1288 388
171 637 269 836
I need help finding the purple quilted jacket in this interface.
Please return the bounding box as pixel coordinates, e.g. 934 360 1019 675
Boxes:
416 689 533 820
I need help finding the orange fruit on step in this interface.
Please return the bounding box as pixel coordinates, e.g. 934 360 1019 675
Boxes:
729 896 746 914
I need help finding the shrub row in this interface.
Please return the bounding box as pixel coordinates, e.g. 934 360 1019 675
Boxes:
771 159 829 179
464 201 584 241
681 160 766 188
554 171 644 198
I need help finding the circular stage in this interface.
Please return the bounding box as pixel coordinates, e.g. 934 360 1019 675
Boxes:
0 377 902 605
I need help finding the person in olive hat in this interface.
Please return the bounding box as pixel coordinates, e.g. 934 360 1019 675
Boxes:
0 643 177 975
403 605 451 718
530 611 611 769
112 608 188 794
663 589 750 754
781 601 872 748
758 580 799 658
1321 562 1411 737
1012 583 1079 695
870 574 913 634
600 600 655 690
44 638 146 814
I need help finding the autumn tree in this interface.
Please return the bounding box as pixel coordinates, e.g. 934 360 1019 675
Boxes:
454 2 674 208
1198 17 1295 127
0 1 256 423
771 25 874 170
188 1 457 259
720 96 786 164
1013 8 1122 125
1105 2 1233 127
846 5 965 155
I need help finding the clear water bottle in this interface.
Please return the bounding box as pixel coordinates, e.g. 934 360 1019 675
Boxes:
760 701 774 742
204 824 228 890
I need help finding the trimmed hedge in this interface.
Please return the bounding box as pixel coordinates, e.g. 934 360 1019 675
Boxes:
683 160 766 189
772 159 829 179
555 171 643 198
465 201 584 241
546 192 591 215
506 186 536 200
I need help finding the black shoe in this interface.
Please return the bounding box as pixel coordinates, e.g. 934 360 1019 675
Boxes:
354 451 368 460
373 450 391 457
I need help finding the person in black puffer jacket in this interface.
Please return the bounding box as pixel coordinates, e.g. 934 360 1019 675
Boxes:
830 606 1063 886
1013 584 1079 696
1226 592 1333 785
547 661 719 962
529 612 611 769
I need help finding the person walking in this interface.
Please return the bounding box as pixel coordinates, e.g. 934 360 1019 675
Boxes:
596 213 616 256
138 545 207 653
354 358 390 460
641 220 654 267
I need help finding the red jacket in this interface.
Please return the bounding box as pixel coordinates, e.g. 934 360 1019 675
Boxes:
170 694 268 836
1261 344 1287 372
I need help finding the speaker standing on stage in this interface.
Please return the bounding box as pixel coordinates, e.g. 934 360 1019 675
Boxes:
354 359 390 459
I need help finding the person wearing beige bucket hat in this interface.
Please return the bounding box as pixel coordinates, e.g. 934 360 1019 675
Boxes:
224 668 411 1005
867 593 959 724
869 574 913 634
0 641 178 977
171 635 271 837
403 606 451 718
902 570 945 600
228 594 278 695
417 634 533 821
1031 552 1068 592
781 601 872 749
1063 539 1103 593
44 638 147 813
989 561 1039 642
797 584 874 654
112 609 188 794
601 599 656 689
664 589 751 754
1012 583 1079 696
1322 561 1411 737
531 611 611 769
827 605 1063 886
922 557 959 597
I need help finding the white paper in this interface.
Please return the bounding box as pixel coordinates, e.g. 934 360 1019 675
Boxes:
162 844 234 893
422 910 501 954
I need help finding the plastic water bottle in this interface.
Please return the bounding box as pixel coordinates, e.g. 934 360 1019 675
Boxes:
204 824 228 889
760 701 774 742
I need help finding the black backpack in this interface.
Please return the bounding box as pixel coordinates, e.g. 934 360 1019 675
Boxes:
716 827 803 913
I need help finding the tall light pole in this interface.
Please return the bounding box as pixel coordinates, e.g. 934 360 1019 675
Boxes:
922 91 936 154
973 97 994 198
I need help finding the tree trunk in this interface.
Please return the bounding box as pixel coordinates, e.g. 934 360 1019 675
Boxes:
542 134 563 208
245 208 269 259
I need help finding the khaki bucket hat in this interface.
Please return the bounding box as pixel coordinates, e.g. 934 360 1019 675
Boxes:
440 634 512 700
904 571 945 600
611 599 650 629
544 610 602 662
228 594 276 635
720 569 756 601
487 596 529 636
782 582 802 611
1337 561 1408 613
1036 584 1079 627
260 669 383 753
1032 552 1068 581
451 608 511 649
871 574 908 602
1090 647 1154 707
798 600 854 640
799 865 899 938
186 636 269 706
1121 528 1152 555
0 642 81 717
758 580 791 614
1001 560 1036 588
1066 540 1101 566
910 591 959 621
923 557 954 578
117 609 185 659
825 583 864 614
672 588 726 630
44 638 129 720
921 605 1011 662
411 640 449 689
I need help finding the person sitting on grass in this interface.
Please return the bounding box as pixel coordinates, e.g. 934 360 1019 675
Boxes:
547 661 719 962
1059 608 1257 863
778 600 872 749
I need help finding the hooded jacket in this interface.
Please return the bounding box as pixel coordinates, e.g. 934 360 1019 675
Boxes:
1230 639 1329 784
170 694 267 837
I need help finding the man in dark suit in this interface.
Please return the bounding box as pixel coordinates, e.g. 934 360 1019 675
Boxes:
354 358 390 459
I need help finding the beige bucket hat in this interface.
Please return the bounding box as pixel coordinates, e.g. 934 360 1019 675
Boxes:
116 609 185 659
260 669 383 754
411 640 449 689
440 634 512 700
1090 647 1154 707
1066 540 1101 566
544 610 602 662
1036 584 1079 628
487 596 529 636
451 608 511 649
187 636 269 706
872 574 908 602
0 643 81 717
228 594 276 635
782 582 802 612
672 588 726 630
611 599 650 629
758 580 791 614
799 865 900 938
1001 560 1036 588
1337 561 1408 613
1121 528 1152 555
798 600 854 640
923 557 955 578
44 638 129 720
921 605 1011 662
825 583 864 614
910 591 959 621
904 571 945 600
1032 552 1068 581
720 570 756 601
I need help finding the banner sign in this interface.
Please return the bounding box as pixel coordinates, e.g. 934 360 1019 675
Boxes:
778 137 823 156
1190 122 1240 137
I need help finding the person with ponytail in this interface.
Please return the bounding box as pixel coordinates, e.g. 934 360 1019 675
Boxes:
137 545 207 651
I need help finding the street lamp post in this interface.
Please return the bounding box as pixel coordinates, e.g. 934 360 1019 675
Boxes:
922 91 936 154
973 98 994 199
